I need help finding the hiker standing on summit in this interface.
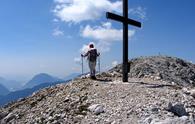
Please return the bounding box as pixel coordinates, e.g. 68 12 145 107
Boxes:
81 43 100 79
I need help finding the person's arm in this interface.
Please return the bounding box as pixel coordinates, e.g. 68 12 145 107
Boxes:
81 51 89 57
97 52 100 56
96 49 100 56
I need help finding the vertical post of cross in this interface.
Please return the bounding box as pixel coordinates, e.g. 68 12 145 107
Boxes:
106 0 141 82
123 0 128 82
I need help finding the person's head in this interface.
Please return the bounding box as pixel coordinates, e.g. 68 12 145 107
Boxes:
89 43 94 48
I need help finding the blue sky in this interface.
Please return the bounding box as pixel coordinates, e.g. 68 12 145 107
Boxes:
0 0 195 81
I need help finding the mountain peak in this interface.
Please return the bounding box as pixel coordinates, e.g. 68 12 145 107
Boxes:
23 73 62 89
32 73 56 79
110 55 195 86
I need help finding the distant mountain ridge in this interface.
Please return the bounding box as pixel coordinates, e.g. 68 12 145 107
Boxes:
0 84 9 96
0 80 70 107
0 73 81 106
22 73 63 89
0 77 21 91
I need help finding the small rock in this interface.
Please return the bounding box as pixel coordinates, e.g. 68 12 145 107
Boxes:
95 118 100 122
76 115 84 119
61 113 66 118
190 89 195 98
64 97 70 102
111 120 116 124
0 111 8 120
167 103 188 117
155 76 161 80
151 107 159 114
88 104 104 115
56 92 62 97
48 116 53 121
86 74 91 78
2 112 17 123
150 76 154 79
143 116 154 124
53 120 59 124
182 88 191 95
171 82 175 85
189 80 193 84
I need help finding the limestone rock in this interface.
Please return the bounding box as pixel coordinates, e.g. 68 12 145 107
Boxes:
2 112 16 123
190 89 195 98
0 111 8 120
88 104 104 115
182 88 191 95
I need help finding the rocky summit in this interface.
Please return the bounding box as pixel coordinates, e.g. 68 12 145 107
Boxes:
1 56 195 124
110 56 195 86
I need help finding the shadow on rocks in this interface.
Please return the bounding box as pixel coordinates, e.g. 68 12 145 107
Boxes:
131 81 175 89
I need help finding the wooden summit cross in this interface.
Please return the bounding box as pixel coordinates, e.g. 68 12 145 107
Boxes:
106 0 142 82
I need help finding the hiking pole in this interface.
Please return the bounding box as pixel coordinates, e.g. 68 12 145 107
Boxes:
81 55 84 75
98 55 100 74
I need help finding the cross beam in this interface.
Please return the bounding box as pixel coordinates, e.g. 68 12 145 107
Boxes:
106 0 141 82
106 12 141 28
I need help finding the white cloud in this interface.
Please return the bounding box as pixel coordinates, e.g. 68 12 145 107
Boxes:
129 6 146 20
112 61 118 67
102 22 112 29
52 28 64 36
82 22 135 42
80 44 89 54
96 41 110 52
81 22 135 52
82 24 121 42
53 0 122 23
53 18 59 22
54 0 72 4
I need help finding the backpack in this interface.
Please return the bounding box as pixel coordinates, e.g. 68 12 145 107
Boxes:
89 49 97 62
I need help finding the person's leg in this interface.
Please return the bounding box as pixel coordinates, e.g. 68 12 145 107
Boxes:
88 61 93 78
91 61 96 78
